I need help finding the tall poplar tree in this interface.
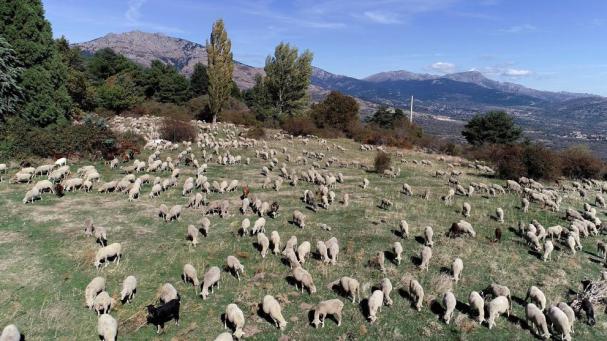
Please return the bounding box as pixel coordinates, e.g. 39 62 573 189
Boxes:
0 0 71 126
206 19 233 123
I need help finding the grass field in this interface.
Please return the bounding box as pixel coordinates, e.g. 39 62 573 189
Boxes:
1 125 606 340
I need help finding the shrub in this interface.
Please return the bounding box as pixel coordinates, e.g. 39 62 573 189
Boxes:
523 144 561 181
374 151 391 173
560 145 604 179
245 126 266 140
282 115 318 136
159 118 197 142
462 111 522 146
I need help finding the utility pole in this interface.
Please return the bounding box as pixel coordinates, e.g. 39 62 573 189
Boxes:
409 95 414 124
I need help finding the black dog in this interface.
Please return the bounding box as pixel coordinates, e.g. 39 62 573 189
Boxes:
146 298 180 334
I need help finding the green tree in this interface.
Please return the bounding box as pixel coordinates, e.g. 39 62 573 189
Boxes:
311 91 359 131
462 111 522 145
190 63 209 96
0 0 71 126
0 38 23 119
56 37 96 111
366 106 406 129
264 42 313 117
143 60 190 103
206 19 234 123
96 74 141 112
87 48 137 83
243 74 275 121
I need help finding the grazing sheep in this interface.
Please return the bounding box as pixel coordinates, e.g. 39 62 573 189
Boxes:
367 290 384 323
452 258 463 283
98 181 118 193
316 240 330 263
270 231 281 254
312 299 344 328
424 226 434 247
546 225 563 240
293 266 317 294
200 266 221 300
376 251 386 273
543 240 554 262
97 314 117 341
187 225 200 246
362 178 369 189
325 237 339 265
342 193 349 207
463 202 471 217
214 332 233 341
442 188 455 204
158 204 169 220
257 233 270 258
147 298 180 334
399 220 409 239
182 264 200 294
525 286 547 311
33 179 55 194
522 198 530 213
22 188 40 204
381 278 393 306
447 220 476 238
557 302 575 334
567 235 576 255
402 276 424 311
93 291 113 315
224 303 245 338
149 183 162 198
487 296 510 329
262 295 287 329
226 255 245 281
419 246 432 271
496 208 504 223
393 242 403 265
166 205 182 222
443 291 456 324
328 276 360 303
157 283 178 304
547 306 571 341
252 217 266 234
297 241 311 264
85 276 106 309
526 303 550 339
401 183 413 196
468 291 485 323
487 283 512 310
597 240 607 260
284 248 300 269
240 218 250 235
283 236 298 255
94 243 122 269
120 275 137 304
0 324 21 341
292 210 306 228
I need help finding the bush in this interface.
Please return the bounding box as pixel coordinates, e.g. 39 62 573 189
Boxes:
560 145 604 179
159 118 197 142
462 111 522 146
282 116 318 136
374 151 391 173
245 126 266 140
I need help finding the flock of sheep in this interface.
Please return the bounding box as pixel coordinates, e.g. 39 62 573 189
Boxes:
2 117 607 340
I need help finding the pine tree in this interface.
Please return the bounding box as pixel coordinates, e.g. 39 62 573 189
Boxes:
264 42 313 117
0 38 23 119
0 0 71 126
190 63 209 96
206 19 234 123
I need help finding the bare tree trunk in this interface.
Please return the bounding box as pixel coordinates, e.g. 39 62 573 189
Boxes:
212 114 217 124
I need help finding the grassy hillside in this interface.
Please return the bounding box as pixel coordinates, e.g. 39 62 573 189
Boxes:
0 124 605 340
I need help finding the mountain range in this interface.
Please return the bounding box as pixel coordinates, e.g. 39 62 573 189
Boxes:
76 31 607 156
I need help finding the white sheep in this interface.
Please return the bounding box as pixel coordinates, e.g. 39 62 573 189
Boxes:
120 275 137 303
93 291 113 315
262 295 287 329
567 235 576 255
377 251 386 273
325 237 339 265
293 266 316 294
226 255 245 281
526 303 550 339
200 266 221 300
0 324 22 341
94 243 122 269
367 290 384 323
297 241 311 264
257 233 270 258
292 210 306 228
443 291 456 324
187 225 200 246
157 283 178 304
329 276 360 304
548 306 571 341
312 299 344 328
362 178 369 189
496 207 504 223
381 278 393 306
97 314 117 341
224 303 245 338
522 198 530 213
240 218 250 235
85 276 106 309
399 220 409 239
452 258 463 283
270 231 281 254
166 205 182 222
182 263 200 294
393 242 403 265
463 202 471 217
525 286 547 312
543 240 554 262
22 187 41 204
402 275 424 311
419 246 432 271
468 291 485 323
252 217 266 234
424 226 434 247
557 302 575 334
487 296 510 329
283 235 298 255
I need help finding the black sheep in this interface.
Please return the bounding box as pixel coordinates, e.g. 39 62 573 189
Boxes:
581 298 596 326
146 298 180 334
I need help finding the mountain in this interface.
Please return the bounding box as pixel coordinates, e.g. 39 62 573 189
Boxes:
76 31 607 156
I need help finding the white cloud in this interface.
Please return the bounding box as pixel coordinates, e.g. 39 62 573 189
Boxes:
502 68 532 77
499 24 536 33
125 0 145 23
431 62 456 74
363 11 401 24
123 0 184 33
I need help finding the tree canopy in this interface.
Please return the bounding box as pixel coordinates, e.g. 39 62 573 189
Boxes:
0 38 23 118
366 107 406 129
311 91 359 131
206 19 234 123
462 111 522 145
190 63 209 96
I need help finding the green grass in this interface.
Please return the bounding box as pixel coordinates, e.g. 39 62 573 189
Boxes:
1 128 606 340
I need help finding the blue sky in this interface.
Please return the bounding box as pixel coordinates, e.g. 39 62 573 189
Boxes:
43 0 607 95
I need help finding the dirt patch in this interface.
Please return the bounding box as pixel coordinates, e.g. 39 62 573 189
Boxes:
0 231 23 244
